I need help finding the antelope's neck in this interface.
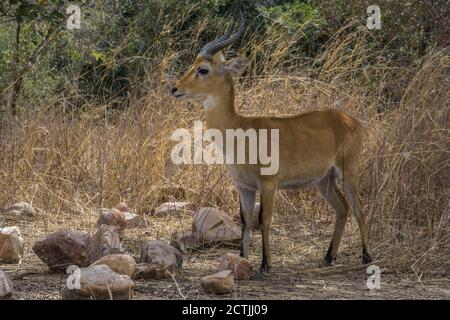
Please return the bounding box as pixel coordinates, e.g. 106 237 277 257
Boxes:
204 80 241 132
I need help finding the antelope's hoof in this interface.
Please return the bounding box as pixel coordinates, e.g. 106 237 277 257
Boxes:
362 253 373 264
257 264 271 278
323 255 336 267
255 270 269 280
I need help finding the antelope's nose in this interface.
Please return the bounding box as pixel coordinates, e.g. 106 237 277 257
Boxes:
171 87 178 95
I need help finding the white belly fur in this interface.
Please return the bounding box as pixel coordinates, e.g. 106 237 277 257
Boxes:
227 165 327 191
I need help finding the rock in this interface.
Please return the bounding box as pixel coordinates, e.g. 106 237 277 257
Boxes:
193 207 241 246
232 202 261 231
61 265 133 300
133 263 175 280
218 253 254 280
2 202 36 220
154 202 196 217
0 271 14 300
136 239 183 280
201 270 235 294
92 224 124 258
115 202 129 212
32 230 96 271
96 208 127 236
170 230 202 252
141 240 182 277
154 185 186 203
124 212 144 229
0 227 24 264
91 254 136 278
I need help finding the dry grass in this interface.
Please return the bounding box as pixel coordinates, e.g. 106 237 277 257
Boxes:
0 23 449 299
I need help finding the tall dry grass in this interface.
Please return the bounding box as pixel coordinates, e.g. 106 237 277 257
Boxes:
0 23 448 276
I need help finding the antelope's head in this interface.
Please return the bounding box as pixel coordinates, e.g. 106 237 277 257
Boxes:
171 14 248 105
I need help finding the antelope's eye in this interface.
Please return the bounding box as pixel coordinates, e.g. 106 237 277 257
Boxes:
197 68 209 75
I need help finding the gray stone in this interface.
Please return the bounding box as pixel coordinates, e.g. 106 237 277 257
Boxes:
0 271 14 300
154 202 196 217
115 202 129 212
124 212 144 229
97 208 127 236
218 252 254 280
0 226 24 264
61 265 133 300
193 207 241 246
141 240 182 276
91 254 136 278
3 202 36 220
201 270 235 294
133 263 175 280
92 224 124 258
32 230 96 271
170 230 202 252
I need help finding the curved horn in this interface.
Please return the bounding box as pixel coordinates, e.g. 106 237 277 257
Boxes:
199 12 245 59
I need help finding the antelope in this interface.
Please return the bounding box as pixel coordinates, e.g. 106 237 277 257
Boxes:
171 14 372 274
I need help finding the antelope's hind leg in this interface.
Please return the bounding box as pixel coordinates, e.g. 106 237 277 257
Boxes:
342 171 373 264
239 188 256 259
259 184 277 274
317 171 349 266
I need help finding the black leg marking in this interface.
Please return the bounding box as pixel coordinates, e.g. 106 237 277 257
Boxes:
258 202 263 230
239 198 245 257
362 247 372 264
324 243 335 266
260 255 270 273
258 201 270 273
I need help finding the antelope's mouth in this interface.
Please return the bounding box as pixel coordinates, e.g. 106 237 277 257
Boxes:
173 92 186 98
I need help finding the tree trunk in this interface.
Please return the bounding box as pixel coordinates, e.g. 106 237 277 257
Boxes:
8 22 22 115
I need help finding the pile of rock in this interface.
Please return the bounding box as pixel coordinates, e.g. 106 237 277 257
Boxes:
29 201 190 299
0 202 34 264
28 202 148 299
0 202 36 300
59 253 137 300
31 203 145 272
1 198 257 299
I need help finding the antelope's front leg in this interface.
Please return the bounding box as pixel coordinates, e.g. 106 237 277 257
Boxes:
238 188 256 259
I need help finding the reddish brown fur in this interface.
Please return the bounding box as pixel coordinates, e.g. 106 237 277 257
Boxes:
173 52 372 273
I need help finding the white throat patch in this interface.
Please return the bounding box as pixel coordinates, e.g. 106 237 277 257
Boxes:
203 96 216 110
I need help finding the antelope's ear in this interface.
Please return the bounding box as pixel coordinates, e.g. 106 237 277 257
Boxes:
223 57 249 75
212 51 226 64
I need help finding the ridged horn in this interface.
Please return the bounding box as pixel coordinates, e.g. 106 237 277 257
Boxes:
198 12 245 59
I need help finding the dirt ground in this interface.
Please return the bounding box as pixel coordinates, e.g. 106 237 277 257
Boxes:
2 211 449 300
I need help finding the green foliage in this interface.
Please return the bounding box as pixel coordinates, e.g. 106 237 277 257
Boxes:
261 0 325 32
258 0 326 56
0 0 448 112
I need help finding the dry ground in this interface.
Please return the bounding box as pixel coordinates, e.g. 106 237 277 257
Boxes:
2 207 449 300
